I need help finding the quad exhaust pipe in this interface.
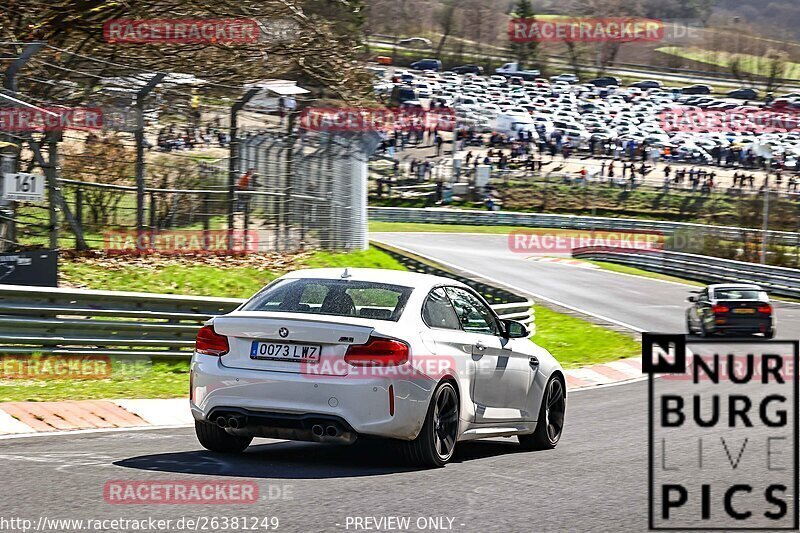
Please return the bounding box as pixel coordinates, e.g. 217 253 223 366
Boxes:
211 412 355 444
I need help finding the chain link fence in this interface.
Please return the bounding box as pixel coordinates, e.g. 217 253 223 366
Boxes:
5 128 376 253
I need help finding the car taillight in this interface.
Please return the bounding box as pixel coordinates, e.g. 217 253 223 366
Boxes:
711 305 730 314
195 325 229 356
758 305 772 314
345 338 409 367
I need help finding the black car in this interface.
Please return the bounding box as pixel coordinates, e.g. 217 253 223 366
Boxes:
409 58 442 71
727 87 759 100
451 64 484 75
588 76 621 87
630 79 662 89
686 284 775 338
681 84 712 95
390 85 417 105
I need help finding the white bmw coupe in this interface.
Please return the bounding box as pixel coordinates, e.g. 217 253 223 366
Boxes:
190 268 566 467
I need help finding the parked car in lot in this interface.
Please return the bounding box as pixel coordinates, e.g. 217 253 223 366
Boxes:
551 73 579 84
451 64 484 75
191 269 567 467
681 84 713 95
686 284 775 338
390 85 417 105
588 76 621 87
373 65 800 165
727 87 759 100
630 79 662 89
410 58 442 71
495 62 541 80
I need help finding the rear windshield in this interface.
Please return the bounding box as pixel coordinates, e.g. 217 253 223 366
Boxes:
241 278 413 321
713 288 767 301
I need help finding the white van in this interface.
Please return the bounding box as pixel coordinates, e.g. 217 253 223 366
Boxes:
493 113 538 136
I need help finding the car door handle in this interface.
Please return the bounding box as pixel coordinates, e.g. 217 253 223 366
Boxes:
529 356 539 367
475 341 487 351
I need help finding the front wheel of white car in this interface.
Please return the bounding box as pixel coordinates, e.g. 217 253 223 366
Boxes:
519 375 566 450
402 381 459 468
195 420 253 453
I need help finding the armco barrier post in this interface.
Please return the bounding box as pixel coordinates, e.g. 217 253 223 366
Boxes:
135 73 165 236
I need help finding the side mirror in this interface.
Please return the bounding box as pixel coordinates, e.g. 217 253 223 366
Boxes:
503 319 529 339
686 295 697 303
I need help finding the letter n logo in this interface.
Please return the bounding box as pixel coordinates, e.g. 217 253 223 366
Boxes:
642 333 686 374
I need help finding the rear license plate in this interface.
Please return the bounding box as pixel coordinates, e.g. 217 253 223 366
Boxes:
250 341 321 362
733 308 755 314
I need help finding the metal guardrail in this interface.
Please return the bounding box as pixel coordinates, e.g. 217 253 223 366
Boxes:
0 259 534 356
0 284 242 357
572 246 800 299
368 207 800 246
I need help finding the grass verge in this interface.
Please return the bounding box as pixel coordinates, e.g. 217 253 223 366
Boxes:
0 359 190 403
59 247 405 298
587 260 702 287
533 306 640 368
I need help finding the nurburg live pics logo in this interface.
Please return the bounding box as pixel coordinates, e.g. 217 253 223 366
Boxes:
643 333 799 530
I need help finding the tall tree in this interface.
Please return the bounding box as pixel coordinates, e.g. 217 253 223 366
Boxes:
0 0 373 104
510 0 538 70
435 0 458 57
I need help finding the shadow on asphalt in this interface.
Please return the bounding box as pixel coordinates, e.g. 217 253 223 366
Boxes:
113 437 533 478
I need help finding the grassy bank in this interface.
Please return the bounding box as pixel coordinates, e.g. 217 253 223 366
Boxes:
371 181 748 226
657 47 800 79
534 306 640 367
59 247 405 297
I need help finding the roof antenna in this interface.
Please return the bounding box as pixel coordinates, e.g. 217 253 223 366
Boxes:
341 267 351 279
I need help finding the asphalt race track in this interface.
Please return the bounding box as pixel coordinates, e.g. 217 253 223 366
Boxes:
1 232 797 532
0 383 647 532
373 232 800 338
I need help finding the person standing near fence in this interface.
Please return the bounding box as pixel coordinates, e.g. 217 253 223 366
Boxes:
237 168 254 212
